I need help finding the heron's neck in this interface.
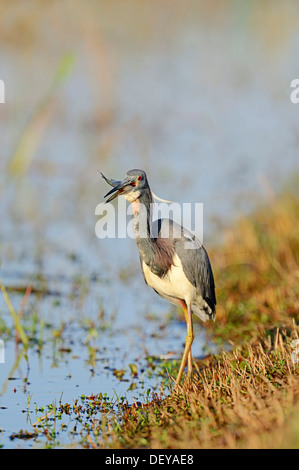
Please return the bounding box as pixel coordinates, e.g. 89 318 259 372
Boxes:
132 188 175 277
131 187 155 256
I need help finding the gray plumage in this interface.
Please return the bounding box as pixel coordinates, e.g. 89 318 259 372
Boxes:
102 168 216 384
138 218 216 322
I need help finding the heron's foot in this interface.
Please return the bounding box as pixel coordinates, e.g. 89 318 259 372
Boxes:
176 332 194 385
186 368 193 380
173 370 194 392
175 361 194 388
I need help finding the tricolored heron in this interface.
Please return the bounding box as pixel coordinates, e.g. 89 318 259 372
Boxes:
102 169 216 384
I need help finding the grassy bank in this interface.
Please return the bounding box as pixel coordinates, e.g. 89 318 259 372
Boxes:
86 187 299 449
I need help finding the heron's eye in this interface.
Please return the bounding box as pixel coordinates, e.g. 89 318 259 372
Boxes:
137 176 143 181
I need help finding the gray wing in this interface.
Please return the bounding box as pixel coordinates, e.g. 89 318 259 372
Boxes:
169 221 216 315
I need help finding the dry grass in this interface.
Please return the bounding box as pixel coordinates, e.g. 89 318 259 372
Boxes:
89 186 299 449
209 188 299 344
94 329 298 449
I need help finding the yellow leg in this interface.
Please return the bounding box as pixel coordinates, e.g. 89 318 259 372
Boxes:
184 306 193 377
176 304 194 385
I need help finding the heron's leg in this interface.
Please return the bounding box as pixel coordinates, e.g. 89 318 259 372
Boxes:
176 304 194 385
176 300 193 375
183 306 193 376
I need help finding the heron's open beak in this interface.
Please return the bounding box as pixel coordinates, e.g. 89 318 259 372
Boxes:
102 175 133 203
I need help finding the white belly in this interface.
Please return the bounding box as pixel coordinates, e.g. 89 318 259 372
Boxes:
142 253 196 305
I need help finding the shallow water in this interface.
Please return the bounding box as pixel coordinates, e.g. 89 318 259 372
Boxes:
0 1 299 448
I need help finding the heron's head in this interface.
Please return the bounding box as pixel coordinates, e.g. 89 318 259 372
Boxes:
102 169 149 203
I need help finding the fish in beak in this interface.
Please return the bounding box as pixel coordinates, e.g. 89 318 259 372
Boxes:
100 173 120 188
101 173 134 203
